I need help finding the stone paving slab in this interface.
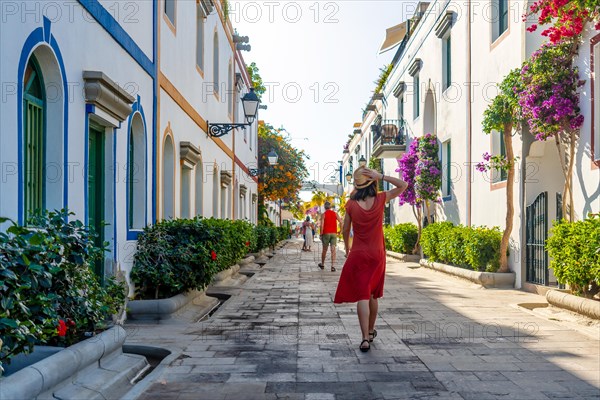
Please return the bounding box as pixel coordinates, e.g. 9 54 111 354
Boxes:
130 239 600 400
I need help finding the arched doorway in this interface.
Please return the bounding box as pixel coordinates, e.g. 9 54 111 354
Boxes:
195 158 203 216
162 135 175 219
212 164 219 217
128 113 146 229
423 88 436 135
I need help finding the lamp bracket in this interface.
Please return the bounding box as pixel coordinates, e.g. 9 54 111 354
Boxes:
207 122 249 138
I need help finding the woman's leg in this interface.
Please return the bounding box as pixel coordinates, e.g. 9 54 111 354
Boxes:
368 296 378 333
357 300 370 347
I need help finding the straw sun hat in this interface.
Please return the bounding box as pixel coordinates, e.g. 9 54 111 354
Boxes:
353 166 376 189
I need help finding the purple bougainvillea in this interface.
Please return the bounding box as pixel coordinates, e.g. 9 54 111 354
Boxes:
396 140 419 206
517 42 584 141
396 134 441 206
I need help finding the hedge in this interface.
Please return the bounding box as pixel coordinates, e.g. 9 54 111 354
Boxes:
0 210 126 374
131 218 287 299
421 222 503 272
384 223 418 254
547 215 600 298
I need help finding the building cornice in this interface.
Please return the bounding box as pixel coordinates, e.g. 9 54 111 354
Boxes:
435 11 455 38
408 58 422 76
83 71 135 122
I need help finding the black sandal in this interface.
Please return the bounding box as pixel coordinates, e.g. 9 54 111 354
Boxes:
318 263 325 269
359 339 370 352
369 329 377 343
331 266 336 272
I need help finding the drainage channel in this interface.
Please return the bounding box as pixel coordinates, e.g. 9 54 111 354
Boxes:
196 293 231 323
123 345 171 385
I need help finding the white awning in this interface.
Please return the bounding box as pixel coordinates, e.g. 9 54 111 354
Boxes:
379 21 407 54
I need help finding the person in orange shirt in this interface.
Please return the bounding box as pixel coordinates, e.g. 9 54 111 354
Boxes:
318 201 343 271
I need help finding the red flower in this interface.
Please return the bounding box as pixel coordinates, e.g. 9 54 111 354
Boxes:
68 319 76 327
211 250 217 261
245 241 250 247
57 320 67 337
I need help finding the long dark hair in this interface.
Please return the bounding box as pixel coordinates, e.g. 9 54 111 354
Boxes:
350 181 378 201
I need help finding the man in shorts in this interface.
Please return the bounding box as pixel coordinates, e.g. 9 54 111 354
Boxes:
319 201 343 271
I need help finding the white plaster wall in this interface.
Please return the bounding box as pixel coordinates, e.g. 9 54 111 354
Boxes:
572 26 600 217
97 0 154 60
160 1 234 150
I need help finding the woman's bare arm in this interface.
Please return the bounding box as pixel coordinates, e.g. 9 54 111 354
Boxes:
360 168 408 203
342 213 352 254
382 175 408 202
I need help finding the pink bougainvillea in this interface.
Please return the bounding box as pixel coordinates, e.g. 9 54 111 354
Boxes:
525 0 599 44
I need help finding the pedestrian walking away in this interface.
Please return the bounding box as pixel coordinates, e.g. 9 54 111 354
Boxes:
302 216 315 251
334 166 408 352
319 201 343 271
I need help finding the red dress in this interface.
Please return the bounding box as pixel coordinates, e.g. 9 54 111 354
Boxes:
334 192 386 303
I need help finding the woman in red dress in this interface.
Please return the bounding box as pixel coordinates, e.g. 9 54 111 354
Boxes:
334 166 407 352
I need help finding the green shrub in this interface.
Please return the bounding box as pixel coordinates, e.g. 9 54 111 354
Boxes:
422 222 502 272
277 226 289 241
421 222 454 261
464 226 502 272
131 217 255 299
440 225 469 268
252 225 271 253
0 210 124 372
384 223 418 254
268 226 278 248
547 216 600 298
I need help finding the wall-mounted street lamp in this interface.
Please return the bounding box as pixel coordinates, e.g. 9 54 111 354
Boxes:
345 172 353 183
208 88 260 138
249 149 278 176
358 155 367 167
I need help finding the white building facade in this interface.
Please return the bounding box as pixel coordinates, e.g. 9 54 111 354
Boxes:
342 1 599 289
0 0 259 289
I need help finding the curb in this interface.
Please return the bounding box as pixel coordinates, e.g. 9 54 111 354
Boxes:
546 289 600 320
128 290 203 320
0 326 146 400
387 250 420 262
419 259 515 288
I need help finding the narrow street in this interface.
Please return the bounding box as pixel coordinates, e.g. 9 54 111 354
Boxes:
127 239 600 400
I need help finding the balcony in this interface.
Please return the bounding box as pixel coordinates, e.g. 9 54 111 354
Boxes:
371 119 408 159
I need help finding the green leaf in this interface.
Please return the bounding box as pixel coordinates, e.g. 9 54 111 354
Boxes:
0 318 19 329
29 233 44 246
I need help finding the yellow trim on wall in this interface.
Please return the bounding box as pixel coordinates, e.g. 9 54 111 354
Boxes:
159 72 234 160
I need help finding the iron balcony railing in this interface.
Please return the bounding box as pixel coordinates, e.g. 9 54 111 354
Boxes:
371 119 408 147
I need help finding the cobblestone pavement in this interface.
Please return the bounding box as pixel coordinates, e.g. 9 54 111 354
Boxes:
130 239 600 400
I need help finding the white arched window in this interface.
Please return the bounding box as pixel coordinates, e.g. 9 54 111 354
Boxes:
162 136 175 219
213 32 219 95
128 113 146 229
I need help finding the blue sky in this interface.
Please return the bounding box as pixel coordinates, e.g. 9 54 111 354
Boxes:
234 0 418 190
